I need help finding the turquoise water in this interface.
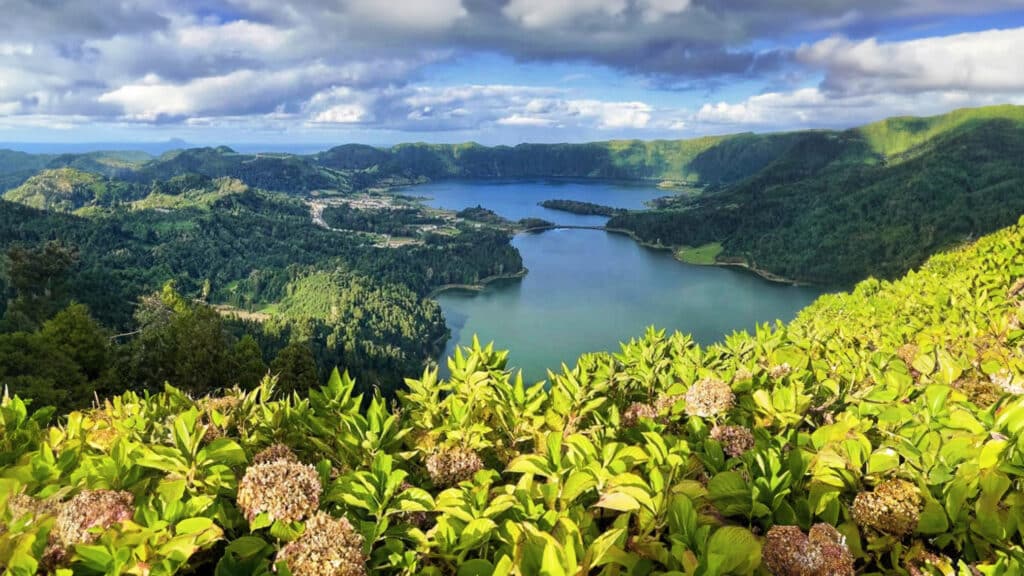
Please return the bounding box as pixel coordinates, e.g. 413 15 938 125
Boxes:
423 181 823 382
416 179 667 226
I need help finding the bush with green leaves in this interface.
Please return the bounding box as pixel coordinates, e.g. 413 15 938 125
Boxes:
3 217 1024 575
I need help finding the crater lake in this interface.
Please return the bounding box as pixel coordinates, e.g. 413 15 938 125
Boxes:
418 180 824 381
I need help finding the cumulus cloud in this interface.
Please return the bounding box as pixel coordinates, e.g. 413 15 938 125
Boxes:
2 0 1024 138
799 27 1024 95
503 0 628 29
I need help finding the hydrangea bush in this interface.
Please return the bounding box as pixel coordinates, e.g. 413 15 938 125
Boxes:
3 217 1024 575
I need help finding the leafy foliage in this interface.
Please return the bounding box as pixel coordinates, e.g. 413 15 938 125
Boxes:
4 215 1024 575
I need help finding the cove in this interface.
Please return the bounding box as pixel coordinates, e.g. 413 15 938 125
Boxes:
421 181 824 382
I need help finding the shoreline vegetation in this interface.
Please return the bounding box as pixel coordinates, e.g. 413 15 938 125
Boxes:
510 222 808 287
426 267 529 297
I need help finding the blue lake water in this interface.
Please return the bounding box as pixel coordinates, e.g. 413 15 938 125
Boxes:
418 180 824 382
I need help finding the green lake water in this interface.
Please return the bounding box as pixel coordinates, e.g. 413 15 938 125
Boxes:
420 180 824 382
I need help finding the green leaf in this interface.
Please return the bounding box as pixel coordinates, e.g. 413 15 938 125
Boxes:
73 545 113 572
457 560 494 576
177 516 215 535
225 536 271 559
918 499 949 534
707 472 752 518
867 448 900 475
586 528 625 568
706 526 761 574
594 492 640 512
460 518 497 549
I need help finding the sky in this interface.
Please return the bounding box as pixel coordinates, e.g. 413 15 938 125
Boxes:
2 0 1024 148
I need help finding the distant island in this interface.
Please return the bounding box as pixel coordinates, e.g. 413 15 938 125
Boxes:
539 199 627 217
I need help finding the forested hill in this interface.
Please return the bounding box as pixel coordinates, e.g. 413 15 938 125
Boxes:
610 106 1024 285
2 105 1021 198
2 103 1023 289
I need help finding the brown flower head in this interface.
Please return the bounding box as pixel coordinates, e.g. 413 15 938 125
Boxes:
710 425 755 457
733 367 754 383
852 479 921 537
253 443 299 465
50 490 134 549
769 363 793 380
896 344 918 367
762 523 854 576
622 402 658 427
237 460 321 524
277 512 366 576
425 447 484 488
684 378 735 418
654 393 684 414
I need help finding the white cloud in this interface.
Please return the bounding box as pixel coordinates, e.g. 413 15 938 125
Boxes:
0 43 34 57
503 0 628 28
312 104 369 124
497 114 555 126
566 100 652 129
636 0 691 23
345 0 467 30
798 27 1024 95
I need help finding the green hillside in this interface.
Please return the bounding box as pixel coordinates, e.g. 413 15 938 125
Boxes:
3 168 111 212
611 109 1024 284
858 104 1024 158
3 213 1023 575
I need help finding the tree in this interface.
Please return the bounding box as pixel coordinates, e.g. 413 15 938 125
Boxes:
126 283 235 396
39 303 111 381
232 334 267 390
4 241 78 327
269 340 319 396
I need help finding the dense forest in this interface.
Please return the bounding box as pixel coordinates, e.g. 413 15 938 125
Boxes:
3 211 1023 575
0 176 522 409
538 199 627 217
610 107 1024 284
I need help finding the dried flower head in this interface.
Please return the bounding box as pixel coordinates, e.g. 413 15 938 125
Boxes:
237 460 321 524
733 367 754 382
6 493 40 523
654 394 684 414
852 479 921 537
50 490 134 550
622 402 658 427
762 523 854 576
277 512 366 576
684 378 735 418
710 425 755 457
425 447 484 488
769 363 793 380
896 344 918 367
253 443 299 465
199 395 240 414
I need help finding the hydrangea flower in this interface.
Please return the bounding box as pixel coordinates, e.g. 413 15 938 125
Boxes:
277 512 366 576
425 447 483 487
237 460 321 524
852 479 921 536
710 425 755 457
684 378 735 418
253 443 299 465
762 523 854 576
622 402 658 427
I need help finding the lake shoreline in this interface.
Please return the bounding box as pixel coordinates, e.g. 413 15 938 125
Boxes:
517 224 807 286
427 267 530 298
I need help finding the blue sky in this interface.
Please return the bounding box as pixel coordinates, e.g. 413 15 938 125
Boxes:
1 1 1024 148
